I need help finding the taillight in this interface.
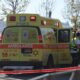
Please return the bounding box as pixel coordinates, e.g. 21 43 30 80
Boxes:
9 16 16 21
0 35 2 43
30 16 36 21
38 35 43 43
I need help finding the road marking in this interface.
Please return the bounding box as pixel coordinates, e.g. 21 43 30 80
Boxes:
69 71 76 80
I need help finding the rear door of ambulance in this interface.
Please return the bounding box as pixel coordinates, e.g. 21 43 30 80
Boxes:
57 29 72 65
0 26 42 66
20 26 43 63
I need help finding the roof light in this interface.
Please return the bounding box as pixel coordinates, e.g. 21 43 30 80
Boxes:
30 16 36 21
41 20 47 25
9 16 16 21
54 22 59 27
20 16 26 21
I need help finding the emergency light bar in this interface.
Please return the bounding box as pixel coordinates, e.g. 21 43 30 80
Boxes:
20 16 26 21
9 16 16 21
30 16 36 21
41 20 47 25
54 22 59 27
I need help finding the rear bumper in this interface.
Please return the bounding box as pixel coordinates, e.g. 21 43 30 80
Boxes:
0 61 42 67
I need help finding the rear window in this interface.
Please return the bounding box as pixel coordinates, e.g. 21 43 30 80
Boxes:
2 27 40 43
40 28 56 43
2 27 19 43
21 27 39 43
58 29 70 43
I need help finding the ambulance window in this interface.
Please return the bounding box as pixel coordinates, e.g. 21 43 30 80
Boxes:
40 28 56 43
58 30 70 43
21 27 39 43
2 27 19 43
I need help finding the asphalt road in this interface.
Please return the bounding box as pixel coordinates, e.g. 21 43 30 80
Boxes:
0 74 43 80
53 71 80 80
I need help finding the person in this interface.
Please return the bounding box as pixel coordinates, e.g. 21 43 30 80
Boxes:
75 32 80 45
70 31 80 65
71 31 80 50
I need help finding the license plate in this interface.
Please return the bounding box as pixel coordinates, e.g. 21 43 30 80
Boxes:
21 48 32 54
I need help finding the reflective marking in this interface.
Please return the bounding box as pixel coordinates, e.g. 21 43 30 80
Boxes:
33 44 69 49
0 44 69 49
0 44 32 48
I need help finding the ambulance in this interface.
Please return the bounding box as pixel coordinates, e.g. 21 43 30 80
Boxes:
0 14 78 70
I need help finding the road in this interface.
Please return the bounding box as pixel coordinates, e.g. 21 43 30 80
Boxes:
49 71 80 80
0 74 43 80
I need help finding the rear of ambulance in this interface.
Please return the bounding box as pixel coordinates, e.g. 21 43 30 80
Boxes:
0 14 43 70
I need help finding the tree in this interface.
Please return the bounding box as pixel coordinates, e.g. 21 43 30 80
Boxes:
0 0 29 20
64 0 80 29
39 0 55 18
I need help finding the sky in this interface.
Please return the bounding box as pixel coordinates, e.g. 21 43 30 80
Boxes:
26 0 66 22
0 0 70 33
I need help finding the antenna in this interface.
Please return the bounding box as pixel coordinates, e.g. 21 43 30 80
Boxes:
49 11 52 18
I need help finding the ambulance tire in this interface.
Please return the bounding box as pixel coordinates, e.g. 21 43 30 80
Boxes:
47 54 54 68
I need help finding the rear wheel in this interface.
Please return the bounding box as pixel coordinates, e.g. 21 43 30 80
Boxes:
47 55 54 68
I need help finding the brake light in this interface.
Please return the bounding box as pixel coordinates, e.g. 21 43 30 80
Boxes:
9 16 16 21
30 16 36 21
38 35 43 43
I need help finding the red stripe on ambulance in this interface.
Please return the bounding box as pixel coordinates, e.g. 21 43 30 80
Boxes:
0 44 69 49
57 44 69 49
0 44 32 49
33 44 69 49
0 44 8 48
33 44 57 49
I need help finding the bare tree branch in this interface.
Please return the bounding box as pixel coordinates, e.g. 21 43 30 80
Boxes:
0 0 30 20
64 0 80 28
39 0 55 18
